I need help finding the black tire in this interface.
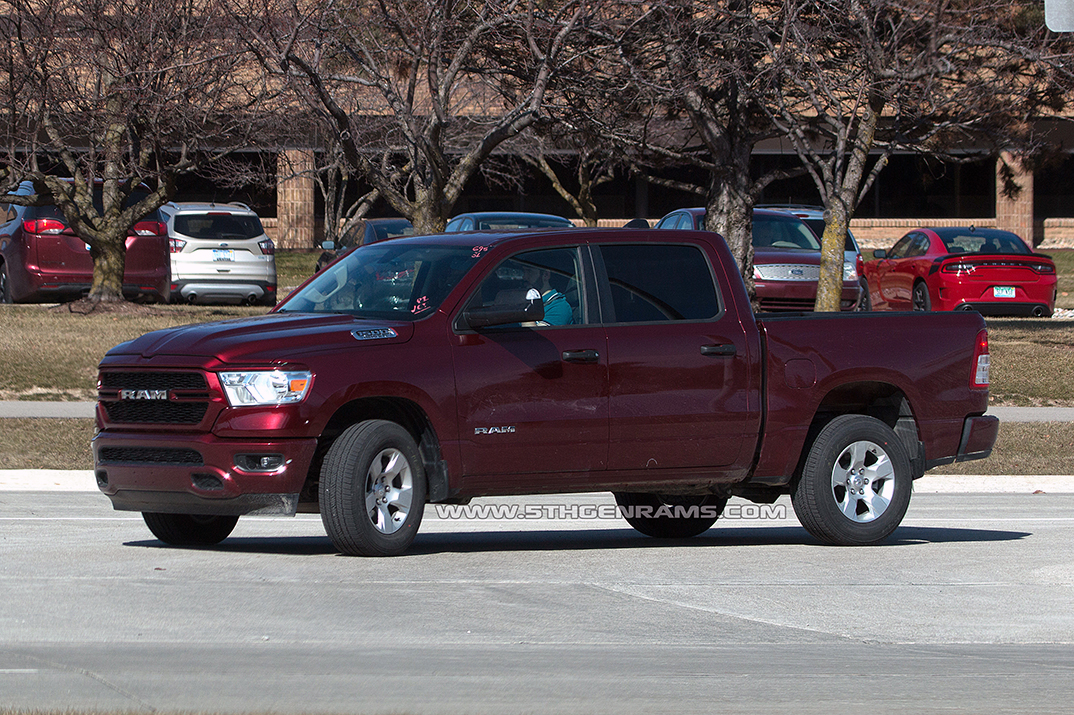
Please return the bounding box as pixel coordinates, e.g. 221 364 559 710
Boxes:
142 513 239 546
855 279 871 311
320 420 426 556
0 262 12 303
613 492 728 539
911 282 931 312
791 415 912 545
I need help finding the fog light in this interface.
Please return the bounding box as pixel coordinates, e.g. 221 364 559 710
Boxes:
235 454 286 472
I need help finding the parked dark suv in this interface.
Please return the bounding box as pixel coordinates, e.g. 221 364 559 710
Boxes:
0 181 169 303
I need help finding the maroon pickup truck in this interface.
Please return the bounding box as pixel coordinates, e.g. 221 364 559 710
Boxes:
94 228 998 556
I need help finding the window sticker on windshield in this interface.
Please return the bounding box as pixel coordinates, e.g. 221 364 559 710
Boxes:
472 245 489 259
411 295 430 314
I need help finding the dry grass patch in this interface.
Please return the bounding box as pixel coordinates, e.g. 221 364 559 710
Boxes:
928 421 1074 476
0 419 94 469
0 304 264 399
986 318 1074 406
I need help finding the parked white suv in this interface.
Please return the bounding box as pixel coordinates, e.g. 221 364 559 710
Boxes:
160 202 276 305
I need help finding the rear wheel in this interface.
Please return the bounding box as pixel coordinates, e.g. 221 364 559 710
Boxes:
0 262 12 303
613 493 728 538
855 279 871 311
320 420 426 556
911 282 931 311
791 415 912 545
142 513 239 546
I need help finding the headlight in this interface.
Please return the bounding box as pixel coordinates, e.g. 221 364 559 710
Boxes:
219 370 312 407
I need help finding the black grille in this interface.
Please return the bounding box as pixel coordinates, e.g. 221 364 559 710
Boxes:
103 401 208 424
99 447 203 465
100 371 207 391
100 370 210 425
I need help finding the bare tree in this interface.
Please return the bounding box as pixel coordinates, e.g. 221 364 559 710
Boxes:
580 0 803 297
236 0 588 234
0 0 276 303
761 0 1074 311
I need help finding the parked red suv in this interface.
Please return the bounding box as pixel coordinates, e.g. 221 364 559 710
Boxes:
0 181 169 303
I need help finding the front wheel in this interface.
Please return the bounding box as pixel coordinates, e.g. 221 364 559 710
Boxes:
613 493 728 538
320 420 426 556
142 513 239 546
791 415 912 545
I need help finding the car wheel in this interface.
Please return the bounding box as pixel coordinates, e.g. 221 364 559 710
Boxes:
142 513 239 546
613 492 728 538
320 420 426 556
855 279 871 311
791 415 912 545
911 282 931 311
0 262 12 303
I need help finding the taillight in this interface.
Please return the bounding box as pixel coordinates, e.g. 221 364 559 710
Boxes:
971 329 990 388
855 254 864 278
942 262 976 274
258 238 275 255
169 237 187 253
1032 263 1055 274
133 220 166 236
22 218 67 234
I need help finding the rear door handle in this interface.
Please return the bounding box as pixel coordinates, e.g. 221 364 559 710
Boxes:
562 349 600 364
700 344 736 357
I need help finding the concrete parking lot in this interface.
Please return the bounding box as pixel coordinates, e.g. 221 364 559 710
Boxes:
2 488 1073 714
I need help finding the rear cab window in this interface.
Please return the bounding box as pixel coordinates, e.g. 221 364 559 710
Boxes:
597 243 721 323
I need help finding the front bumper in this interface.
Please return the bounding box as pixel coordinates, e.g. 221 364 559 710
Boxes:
94 430 318 516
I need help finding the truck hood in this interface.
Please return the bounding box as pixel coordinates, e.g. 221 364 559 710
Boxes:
107 313 415 364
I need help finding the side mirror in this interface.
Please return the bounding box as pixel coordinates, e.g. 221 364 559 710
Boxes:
873 249 887 259
321 240 337 251
461 289 545 329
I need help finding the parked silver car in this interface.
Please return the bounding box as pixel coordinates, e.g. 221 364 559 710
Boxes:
160 202 276 305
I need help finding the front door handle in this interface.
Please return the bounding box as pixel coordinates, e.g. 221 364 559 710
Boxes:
700 344 736 357
562 349 600 364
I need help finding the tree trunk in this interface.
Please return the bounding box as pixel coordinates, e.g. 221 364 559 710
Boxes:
86 232 127 303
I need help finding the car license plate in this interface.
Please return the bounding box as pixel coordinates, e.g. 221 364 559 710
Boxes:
213 249 235 262
993 286 1015 298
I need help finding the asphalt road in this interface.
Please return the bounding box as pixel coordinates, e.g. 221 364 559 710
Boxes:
2 490 1073 714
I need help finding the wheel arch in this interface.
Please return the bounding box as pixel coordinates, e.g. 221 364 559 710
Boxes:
301 396 451 512
802 382 925 482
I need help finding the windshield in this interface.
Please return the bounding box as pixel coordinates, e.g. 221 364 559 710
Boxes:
940 232 1031 255
279 242 476 320
752 214 822 251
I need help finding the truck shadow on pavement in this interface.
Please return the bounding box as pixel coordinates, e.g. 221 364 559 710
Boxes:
123 525 1030 556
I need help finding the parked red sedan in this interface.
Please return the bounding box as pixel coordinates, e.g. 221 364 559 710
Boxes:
863 227 1056 316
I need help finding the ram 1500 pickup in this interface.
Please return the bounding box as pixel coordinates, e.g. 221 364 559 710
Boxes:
94 228 998 555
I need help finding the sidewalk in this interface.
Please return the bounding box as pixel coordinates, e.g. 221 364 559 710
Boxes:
2 402 1073 421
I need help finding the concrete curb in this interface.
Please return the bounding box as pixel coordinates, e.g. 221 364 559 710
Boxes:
1 470 1070 494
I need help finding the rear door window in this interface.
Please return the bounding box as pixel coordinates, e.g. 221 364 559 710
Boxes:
598 244 720 323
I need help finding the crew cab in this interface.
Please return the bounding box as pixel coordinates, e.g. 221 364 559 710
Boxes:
94 228 997 555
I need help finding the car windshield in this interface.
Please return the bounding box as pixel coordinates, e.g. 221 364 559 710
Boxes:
174 214 263 240
752 214 822 250
370 220 414 241
474 216 572 230
941 232 1031 255
279 242 476 320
